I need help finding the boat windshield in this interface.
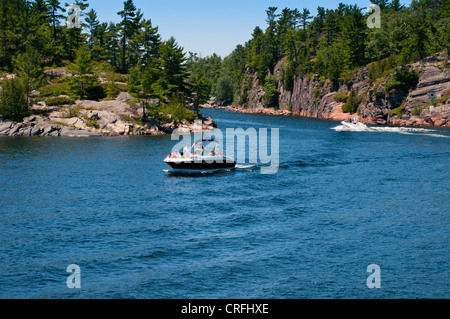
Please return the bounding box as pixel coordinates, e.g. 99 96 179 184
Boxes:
167 139 225 159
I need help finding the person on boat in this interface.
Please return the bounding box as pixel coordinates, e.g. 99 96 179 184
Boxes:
179 151 185 159
171 150 179 158
196 143 206 156
194 143 204 156
209 149 215 156
183 144 191 157
216 148 224 156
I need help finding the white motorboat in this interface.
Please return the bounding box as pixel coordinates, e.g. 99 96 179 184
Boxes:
164 139 236 173
340 120 368 130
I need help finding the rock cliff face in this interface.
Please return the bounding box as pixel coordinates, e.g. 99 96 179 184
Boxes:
0 92 215 137
232 53 450 127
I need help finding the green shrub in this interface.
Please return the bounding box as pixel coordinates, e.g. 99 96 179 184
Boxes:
85 117 99 129
333 91 349 103
312 87 321 102
45 96 74 106
68 49 106 101
85 84 106 101
412 104 424 116
122 114 143 126
114 73 129 83
339 69 354 87
342 89 361 114
342 102 354 113
389 105 405 118
241 90 249 104
369 58 394 85
103 81 121 99
385 67 419 93
283 62 295 92
306 72 315 82
215 76 234 104
117 83 128 92
63 105 84 118
437 89 450 104
0 77 30 121
246 76 253 89
38 81 71 98
263 74 279 106
147 99 197 124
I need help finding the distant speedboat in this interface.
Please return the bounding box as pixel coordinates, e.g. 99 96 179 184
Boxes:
164 139 236 173
341 120 368 130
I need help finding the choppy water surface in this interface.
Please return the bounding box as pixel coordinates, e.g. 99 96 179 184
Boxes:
0 109 449 298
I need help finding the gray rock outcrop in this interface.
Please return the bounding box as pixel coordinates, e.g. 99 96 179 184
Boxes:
229 52 450 127
0 93 216 137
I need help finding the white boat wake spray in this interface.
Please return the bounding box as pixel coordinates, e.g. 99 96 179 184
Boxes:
332 121 449 138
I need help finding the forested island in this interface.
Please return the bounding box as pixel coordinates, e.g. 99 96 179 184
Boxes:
0 0 449 137
0 0 214 136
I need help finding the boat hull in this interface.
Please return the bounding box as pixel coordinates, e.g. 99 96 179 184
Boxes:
164 157 236 173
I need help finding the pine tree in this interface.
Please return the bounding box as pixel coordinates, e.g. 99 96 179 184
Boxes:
135 19 161 66
190 69 210 114
0 0 31 67
85 9 99 48
265 7 278 26
32 0 49 24
69 46 104 100
323 9 340 48
214 76 234 105
299 8 312 31
259 7 281 77
105 22 120 70
117 0 139 73
65 1 89 61
90 21 108 61
13 47 45 106
160 37 188 98
127 64 143 96
128 8 143 68
248 26 264 74
46 0 65 42
131 19 163 99
341 5 367 67
389 0 404 12
370 0 389 9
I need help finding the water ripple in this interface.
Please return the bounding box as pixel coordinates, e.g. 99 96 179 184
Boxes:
0 109 449 299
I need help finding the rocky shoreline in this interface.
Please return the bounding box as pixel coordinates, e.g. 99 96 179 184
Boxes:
0 92 216 137
214 104 450 128
216 52 450 128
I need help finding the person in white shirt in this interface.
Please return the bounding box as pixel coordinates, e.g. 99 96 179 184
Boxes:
183 144 191 157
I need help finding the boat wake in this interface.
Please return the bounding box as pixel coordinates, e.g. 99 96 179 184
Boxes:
332 123 449 138
235 164 256 169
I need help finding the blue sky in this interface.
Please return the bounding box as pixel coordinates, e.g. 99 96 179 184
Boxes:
90 0 412 58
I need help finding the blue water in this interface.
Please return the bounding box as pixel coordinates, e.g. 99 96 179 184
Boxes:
0 108 449 299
